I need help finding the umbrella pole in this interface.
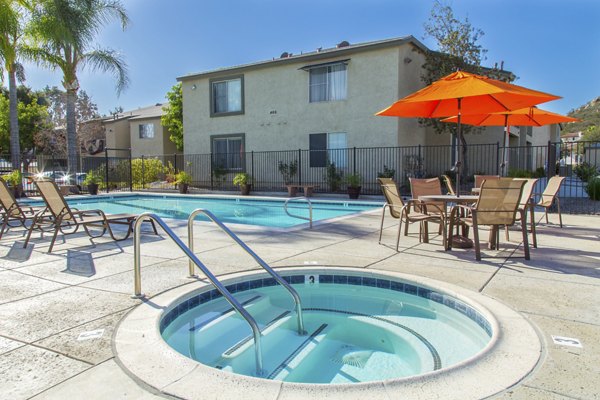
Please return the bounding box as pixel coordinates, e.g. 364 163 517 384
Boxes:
500 115 509 176
456 98 462 197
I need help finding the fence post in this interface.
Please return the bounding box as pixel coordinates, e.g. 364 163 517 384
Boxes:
353 147 357 175
173 153 178 174
298 149 302 185
129 149 133 192
210 152 214 190
496 142 500 175
547 140 556 179
251 151 254 184
141 155 145 189
104 147 109 193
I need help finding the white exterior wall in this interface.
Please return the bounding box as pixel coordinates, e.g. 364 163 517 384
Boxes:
182 44 429 155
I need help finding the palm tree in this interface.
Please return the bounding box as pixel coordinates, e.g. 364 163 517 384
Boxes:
29 0 129 180
0 0 30 169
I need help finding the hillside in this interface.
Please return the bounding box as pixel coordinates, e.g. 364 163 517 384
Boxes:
562 97 600 134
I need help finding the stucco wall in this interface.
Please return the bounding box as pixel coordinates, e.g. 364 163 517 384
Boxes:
104 119 131 154
129 117 172 157
182 43 430 155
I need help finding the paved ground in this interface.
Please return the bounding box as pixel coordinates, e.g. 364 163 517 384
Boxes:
0 200 598 399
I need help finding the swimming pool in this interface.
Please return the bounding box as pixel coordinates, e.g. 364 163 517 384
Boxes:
30 194 382 228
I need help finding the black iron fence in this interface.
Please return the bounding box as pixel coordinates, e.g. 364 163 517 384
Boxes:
2 140 599 213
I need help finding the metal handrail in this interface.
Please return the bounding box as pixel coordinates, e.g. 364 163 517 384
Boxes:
283 197 313 228
132 212 264 376
188 208 306 335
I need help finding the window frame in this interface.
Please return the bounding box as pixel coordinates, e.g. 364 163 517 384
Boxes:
210 133 246 172
138 123 155 139
309 132 347 168
209 75 245 117
306 61 348 103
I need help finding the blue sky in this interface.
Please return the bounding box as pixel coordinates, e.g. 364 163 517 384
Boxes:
21 0 600 116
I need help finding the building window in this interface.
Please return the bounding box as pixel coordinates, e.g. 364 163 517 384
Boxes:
139 124 154 139
309 132 347 168
211 134 245 170
210 75 244 116
309 63 347 102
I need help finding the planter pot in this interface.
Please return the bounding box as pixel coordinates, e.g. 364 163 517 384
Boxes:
11 185 23 199
179 183 189 194
87 183 99 195
347 186 361 199
286 185 298 197
240 184 252 196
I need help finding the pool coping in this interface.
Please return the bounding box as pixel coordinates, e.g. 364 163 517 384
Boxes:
113 267 541 400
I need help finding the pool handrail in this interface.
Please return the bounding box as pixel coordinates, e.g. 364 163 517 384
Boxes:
283 197 313 228
132 212 264 376
188 208 306 336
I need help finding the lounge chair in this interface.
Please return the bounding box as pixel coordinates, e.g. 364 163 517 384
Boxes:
23 180 158 252
448 178 529 261
378 178 446 251
0 179 49 239
537 176 565 227
441 174 456 195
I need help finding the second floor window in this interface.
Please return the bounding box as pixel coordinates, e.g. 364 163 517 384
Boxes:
139 124 154 139
211 76 243 115
309 63 347 102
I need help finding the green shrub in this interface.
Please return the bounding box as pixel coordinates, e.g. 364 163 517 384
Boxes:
1 169 22 186
324 161 343 192
130 158 166 188
585 176 600 201
345 173 361 188
175 171 192 185
377 165 395 179
278 160 298 185
533 167 546 178
508 168 533 178
574 162 598 183
233 172 251 186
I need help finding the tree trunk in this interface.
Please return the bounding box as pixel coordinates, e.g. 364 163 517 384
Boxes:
66 88 78 184
8 67 20 170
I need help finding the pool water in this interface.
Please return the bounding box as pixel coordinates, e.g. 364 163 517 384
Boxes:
35 195 381 228
161 275 492 383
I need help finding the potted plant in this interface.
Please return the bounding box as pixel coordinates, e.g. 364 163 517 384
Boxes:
83 170 102 195
233 172 252 195
175 171 192 194
278 160 298 196
346 173 362 199
2 170 23 198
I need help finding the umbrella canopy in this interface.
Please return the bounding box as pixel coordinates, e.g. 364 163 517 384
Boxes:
376 71 561 195
376 71 560 118
440 106 578 127
441 107 578 175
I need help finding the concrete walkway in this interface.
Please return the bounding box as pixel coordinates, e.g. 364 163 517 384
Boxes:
0 205 598 399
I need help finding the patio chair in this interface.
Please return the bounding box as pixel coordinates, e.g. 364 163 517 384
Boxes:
448 178 529 261
505 178 539 248
473 175 500 193
409 177 446 234
537 176 565 227
23 180 158 252
0 179 49 239
441 174 456 195
378 178 446 251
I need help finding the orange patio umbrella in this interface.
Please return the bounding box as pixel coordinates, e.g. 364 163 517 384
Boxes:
441 107 578 175
376 71 560 195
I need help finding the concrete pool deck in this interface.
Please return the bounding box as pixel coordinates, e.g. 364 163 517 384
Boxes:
0 199 598 399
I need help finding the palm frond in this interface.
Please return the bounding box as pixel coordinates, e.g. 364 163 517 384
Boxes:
80 48 129 95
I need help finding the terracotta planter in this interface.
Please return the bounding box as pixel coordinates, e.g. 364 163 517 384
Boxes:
240 184 252 196
179 183 189 194
286 185 298 197
347 186 361 199
87 183 99 195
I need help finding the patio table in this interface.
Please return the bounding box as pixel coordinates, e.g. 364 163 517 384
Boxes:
418 194 479 250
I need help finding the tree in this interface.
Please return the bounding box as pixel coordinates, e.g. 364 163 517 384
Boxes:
0 0 32 169
34 86 102 156
581 125 600 142
0 85 49 159
421 1 503 177
161 82 183 151
28 0 129 180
